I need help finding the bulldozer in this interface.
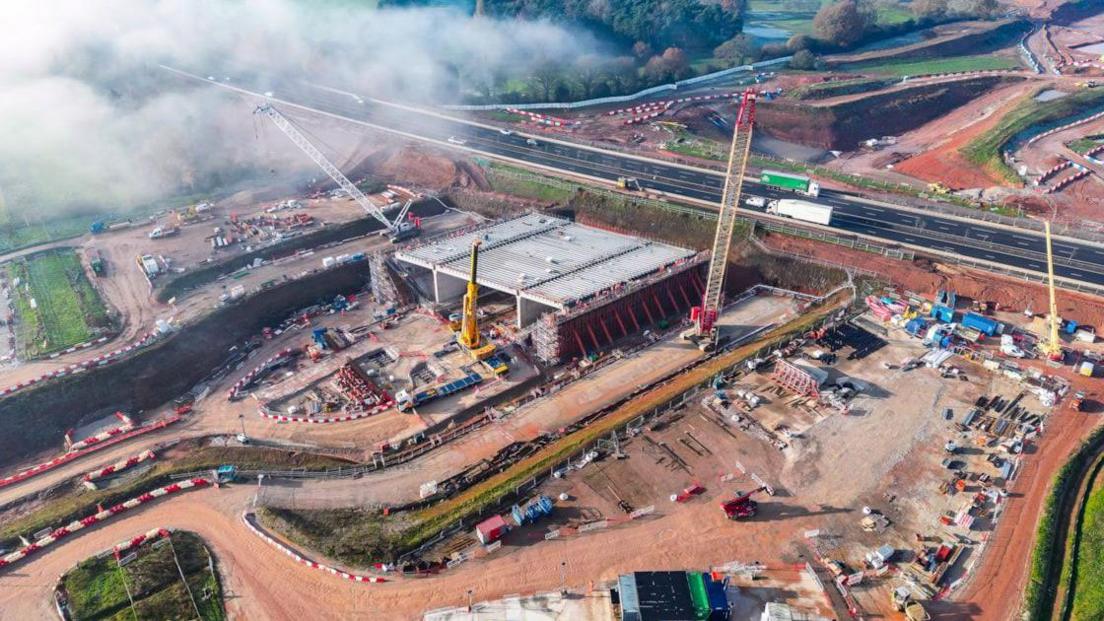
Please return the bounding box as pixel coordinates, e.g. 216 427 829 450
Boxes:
720 486 767 520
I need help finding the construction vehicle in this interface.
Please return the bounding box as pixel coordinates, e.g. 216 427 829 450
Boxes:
456 240 496 360
927 182 951 195
1069 391 1085 411
148 225 179 239
720 485 767 520
685 89 757 352
1038 221 1064 361
616 177 642 191
254 104 419 242
891 587 930 620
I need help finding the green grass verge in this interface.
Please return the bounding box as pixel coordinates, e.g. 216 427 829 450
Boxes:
962 88 1104 185
1066 454 1104 619
787 77 899 100
1067 136 1104 155
5 249 111 357
486 163 580 203
62 531 224 621
1023 425 1104 620
0 444 354 547
847 53 1021 77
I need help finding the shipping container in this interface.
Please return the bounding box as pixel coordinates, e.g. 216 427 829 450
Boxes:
474 515 509 544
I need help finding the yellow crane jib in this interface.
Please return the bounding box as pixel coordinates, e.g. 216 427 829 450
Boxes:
458 239 482 351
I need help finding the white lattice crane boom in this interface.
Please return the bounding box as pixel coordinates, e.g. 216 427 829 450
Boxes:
254 104 417 239
689 89 757 351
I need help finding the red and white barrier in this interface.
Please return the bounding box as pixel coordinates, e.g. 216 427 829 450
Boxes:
1 331 161 399
505 108 572 127
257 399 395 424
1045 169 1090 193
241 512 387 583
1035 160 1072 185
113 526 173 556
1028 110 1104 146
83 450 156 483
0 415 180 490
0 477 210 570
228 348 297 400
66 412 134 452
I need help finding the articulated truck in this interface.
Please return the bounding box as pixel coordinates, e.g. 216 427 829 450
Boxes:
766 199 833 226
760 170 820 197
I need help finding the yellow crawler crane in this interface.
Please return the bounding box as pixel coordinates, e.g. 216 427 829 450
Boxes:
459 240 495 360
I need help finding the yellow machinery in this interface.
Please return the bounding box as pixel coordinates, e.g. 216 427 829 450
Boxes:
1039 221 1063 361
458 240 496 360
616 177 642 191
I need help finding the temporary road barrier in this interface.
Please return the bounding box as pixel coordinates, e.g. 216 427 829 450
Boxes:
83 450 157 483
1 331 161 399
0 477 209 570
0 415 181 490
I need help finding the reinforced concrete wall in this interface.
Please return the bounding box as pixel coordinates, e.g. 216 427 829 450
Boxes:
533 259 706 364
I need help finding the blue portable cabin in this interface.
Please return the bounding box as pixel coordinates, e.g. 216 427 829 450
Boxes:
961 312 999 336
930 305 954 323
905 318 926 336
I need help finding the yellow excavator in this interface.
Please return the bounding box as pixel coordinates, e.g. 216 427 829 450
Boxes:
457 240 496 360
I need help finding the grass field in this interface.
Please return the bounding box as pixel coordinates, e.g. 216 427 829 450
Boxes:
5 249 111 358
62 531 224 621
847 53 1021 77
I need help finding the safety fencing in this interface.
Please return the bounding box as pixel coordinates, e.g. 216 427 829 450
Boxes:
0 415 181 490
1 329 162 399
241 512 387 583
443 57 790 111
0 477 210 571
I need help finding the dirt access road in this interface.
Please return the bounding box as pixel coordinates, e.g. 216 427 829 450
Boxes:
0 471 823 621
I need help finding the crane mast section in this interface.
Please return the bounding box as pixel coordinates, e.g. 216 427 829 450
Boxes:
256 105 394 231
698 91 757 343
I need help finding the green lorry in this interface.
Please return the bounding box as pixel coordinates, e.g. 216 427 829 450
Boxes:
760 170 820 197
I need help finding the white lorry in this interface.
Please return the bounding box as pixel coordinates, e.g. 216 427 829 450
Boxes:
766 199 833 226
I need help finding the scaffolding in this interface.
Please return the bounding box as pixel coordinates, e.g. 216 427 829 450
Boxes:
532 253 708 364
771 359 820 398
369 253 401 309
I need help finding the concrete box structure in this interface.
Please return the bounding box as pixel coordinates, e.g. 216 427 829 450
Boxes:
396 213 706 364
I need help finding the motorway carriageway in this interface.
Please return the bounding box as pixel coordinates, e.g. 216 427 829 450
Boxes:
172 69 1104 288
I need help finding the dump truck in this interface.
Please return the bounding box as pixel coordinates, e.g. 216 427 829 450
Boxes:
766 199 832 226
760 170 819 197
